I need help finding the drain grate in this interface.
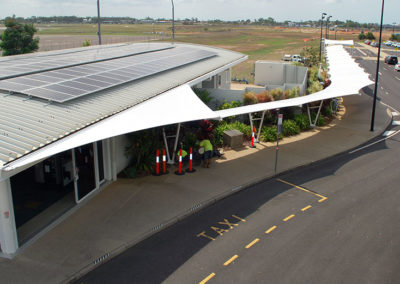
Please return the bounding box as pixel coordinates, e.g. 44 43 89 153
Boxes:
93 252 110 265
189 203 202 211
152 223 164 231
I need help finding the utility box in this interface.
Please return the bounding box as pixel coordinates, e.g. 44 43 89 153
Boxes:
223 130 243 149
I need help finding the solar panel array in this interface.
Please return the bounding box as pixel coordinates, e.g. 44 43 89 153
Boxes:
0 43 174 80
0 46 217 103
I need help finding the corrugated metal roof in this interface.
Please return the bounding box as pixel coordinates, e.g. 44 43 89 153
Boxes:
0 42 246 166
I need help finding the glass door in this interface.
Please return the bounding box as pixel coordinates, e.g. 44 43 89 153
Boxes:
73 143 96 203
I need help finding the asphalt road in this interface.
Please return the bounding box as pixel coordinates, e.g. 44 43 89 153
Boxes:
76 47 400 284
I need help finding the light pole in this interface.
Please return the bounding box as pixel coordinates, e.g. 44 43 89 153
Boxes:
319 12 327 62
370 0 385 132
171 0 175 42
97 0 101 45
325 15 332 39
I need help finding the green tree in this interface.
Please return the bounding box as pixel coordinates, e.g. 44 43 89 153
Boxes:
358 31 366 40
0 16 39 56
366 32 375 40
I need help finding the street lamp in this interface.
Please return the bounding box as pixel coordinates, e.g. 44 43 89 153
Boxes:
326 15 332 39
370 0 385 132
97 0 101 45
171 0 175 42
319 12 327 62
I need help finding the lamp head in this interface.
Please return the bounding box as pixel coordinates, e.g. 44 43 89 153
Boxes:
322 12 327 19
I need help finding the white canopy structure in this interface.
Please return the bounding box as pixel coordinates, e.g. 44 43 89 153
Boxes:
324 39 354 46
1 85 217 173
0 42 372 175
215 45 372 119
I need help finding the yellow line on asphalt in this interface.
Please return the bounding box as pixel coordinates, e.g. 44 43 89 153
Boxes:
277 179 328 202
224 255 239 266
301 205 312 212
283 214 295 222
199 273 216 284
265 225 277 234
245 238 260 249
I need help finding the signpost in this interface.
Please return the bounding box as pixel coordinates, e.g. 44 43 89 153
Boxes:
275 113 283 173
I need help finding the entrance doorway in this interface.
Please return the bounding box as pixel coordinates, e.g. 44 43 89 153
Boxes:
73 141 105 203
10 140 108 245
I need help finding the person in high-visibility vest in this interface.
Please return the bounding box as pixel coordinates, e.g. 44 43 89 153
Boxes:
176 144 189 165
200 138 213 168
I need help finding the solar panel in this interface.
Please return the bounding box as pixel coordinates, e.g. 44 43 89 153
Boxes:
0 43 174 80
0 47 217 103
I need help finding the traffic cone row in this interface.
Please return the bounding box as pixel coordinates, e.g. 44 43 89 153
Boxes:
154 147 196 176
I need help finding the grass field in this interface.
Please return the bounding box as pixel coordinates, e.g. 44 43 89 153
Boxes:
31 23 362 82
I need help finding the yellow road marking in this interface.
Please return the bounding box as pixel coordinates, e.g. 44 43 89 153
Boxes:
224 255 239 266
265 226 277 234
277 179 328 202
245 238 260 249
199 273 216 284
283 214 295 222
301 205 312 212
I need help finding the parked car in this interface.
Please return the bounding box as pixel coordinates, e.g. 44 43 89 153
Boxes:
365 40 371 45
371 41 378 47
395 63 400 71
282 54 292 61
384 55 398 65
291 54 303 62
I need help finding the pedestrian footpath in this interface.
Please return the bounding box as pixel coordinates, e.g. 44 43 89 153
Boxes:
0 94 391 284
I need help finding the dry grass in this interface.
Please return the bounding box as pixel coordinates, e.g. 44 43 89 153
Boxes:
34 23 368 82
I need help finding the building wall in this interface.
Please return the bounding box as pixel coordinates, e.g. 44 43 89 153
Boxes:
113 135 131 174
255 61 286 86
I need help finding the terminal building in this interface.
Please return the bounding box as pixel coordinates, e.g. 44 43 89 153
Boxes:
0 42 247 256
0 39 372 257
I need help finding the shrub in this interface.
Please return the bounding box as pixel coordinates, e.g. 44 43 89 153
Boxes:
282 119 300 136
82 39 91 47
288 87 301 98
322 106 332 117
307 81 323 94
260 126 282 142
243 91 257 105
311 113 326 126
270 88 285 101
217 100 242 110
256 90 273 103
194 89 213 105
294 114 310 130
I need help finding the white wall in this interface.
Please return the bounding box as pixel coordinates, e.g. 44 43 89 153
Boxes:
255 61 286 86
113 135 131 174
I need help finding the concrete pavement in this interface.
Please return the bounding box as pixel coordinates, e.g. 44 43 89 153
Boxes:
0 94 391 283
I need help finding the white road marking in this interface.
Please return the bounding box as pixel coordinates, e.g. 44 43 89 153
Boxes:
349 130 400 154
383 131 395 136
396 77 400 81
386 92 389 95
393 121 400 126
392 112 400 116
383 67 388 71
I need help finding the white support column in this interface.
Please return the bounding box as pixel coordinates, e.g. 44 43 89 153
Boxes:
307 100 324 128
163 124 181 165
249 111 266 143
0 178 18 255
111 138 117 181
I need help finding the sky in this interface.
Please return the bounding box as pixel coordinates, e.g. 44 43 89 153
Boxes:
1 0 398 25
